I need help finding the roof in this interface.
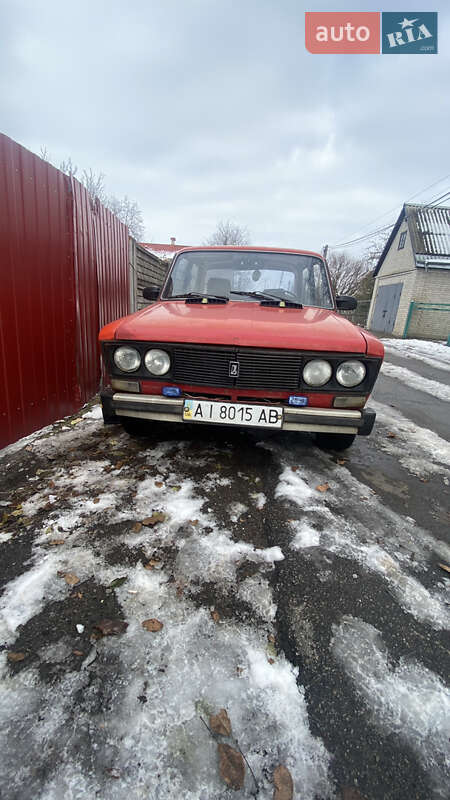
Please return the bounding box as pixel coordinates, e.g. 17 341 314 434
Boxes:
140 242 189 258
374 202 450 276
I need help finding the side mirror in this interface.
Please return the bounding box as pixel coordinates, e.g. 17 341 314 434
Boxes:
142 285 160 301
336 295 357 311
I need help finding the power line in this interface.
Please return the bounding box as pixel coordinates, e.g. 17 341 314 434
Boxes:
331 173 450 247
331 183 450 250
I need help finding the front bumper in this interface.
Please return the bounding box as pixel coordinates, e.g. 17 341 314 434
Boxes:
101 391 376 436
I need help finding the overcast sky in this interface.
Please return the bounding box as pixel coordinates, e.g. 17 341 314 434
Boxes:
1 0 449 254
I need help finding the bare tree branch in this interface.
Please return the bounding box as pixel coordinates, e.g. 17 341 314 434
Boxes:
205 219 250 246
326 251 369 296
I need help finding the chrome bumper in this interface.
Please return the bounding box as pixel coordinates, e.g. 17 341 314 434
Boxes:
103 392 375 435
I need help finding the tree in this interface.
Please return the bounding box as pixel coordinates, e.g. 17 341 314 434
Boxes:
326 251 369 296
39 146 146 240
205 219 250 246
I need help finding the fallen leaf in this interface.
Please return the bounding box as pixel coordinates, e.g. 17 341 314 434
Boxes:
132 522 142 533
211 609 220 623
141 512 166 527
210 708 232 737
316 483 330 492
190 519 199 526
109 576 128 589
62 573 80 586
438 562 450 574
337 458 347 466
48 480 56 489
268 633 276 644
155 481 163 488
144 559 161 570
73 650 84 657
7 652 26 663
341 788 369 800
387 431 397 439
25 445 33 452
142 618 163 632
291 466 299 472
93 497 100 504
176 584 184 598
70 418 82 426
268 657 275 664
94 619 128 636
218 743 245 790
273 765 294 800
48 539 65 546
114 461 124 470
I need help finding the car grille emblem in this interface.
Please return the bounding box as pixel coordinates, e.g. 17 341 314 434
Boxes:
229 361 240 377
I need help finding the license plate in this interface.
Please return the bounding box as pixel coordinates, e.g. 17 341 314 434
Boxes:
183 399 283 428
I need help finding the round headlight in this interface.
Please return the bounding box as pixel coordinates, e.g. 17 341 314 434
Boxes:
303 359 332 387
336 360 366 387
113 346 141 372
144 349 171 376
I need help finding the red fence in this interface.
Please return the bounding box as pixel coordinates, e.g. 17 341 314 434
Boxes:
0 133 129 449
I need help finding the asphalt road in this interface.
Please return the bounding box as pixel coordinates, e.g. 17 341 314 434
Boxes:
0 345 449 800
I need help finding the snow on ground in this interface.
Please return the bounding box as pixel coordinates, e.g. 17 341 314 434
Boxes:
382 338 450 373
372 400 450 478
380 362 450 403
332 616 450 798
271 449 450 630
0 406 332 799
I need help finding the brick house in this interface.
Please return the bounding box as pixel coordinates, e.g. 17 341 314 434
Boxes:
367 202 450 339
140 237 189 261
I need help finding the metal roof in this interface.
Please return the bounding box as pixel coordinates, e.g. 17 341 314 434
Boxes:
373 202 450 276
406 203 450 257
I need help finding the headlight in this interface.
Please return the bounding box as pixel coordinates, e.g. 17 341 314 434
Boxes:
303 359 332 386
113 346 141 372
336 360 366 387
144 349 171 375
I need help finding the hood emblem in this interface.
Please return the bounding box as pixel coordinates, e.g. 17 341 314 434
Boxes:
229 361 240 377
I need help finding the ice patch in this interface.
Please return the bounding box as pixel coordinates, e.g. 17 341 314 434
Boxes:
290 521 320 549
381 362 450 403
82 405 103 420
332 616 450 798
372 400 450 477
382 338 450 373
0 553 65 640
237 575 277 621
275 467 315 504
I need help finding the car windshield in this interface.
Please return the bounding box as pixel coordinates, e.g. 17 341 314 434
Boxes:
163 251 333 308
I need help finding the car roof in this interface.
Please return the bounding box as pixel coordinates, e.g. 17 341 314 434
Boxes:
172 245 324 259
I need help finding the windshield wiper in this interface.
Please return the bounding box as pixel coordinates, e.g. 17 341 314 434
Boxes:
166 292 229 303
230 290 302 307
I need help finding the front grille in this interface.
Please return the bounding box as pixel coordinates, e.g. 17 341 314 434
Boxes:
172 346 302 391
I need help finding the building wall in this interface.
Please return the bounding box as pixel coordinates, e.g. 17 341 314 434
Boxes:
368 217 418 335
407 269 450 339
133 243 167 310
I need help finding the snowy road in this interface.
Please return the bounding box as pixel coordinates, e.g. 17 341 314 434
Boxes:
0 339 449 800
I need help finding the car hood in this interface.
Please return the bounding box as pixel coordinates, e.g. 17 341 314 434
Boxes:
111 301 368 353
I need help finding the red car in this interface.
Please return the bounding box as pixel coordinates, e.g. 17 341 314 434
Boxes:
99 247 384 450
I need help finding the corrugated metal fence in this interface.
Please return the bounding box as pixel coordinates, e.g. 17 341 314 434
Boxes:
0 133 129 449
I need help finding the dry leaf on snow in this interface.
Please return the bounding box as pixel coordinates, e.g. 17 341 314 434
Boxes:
60 573 80 586
438 562 450 574
48 539 65 546
316 483 330 492
210 708 232 737
144 559 161 570
142 618 163 632
94 619 128 636
7 652 26 663
210 609 220 623
141 512 166 527
218 743 245 790
387 431 397 439
155 481 163 488
273 764 294 800
132 522 142 533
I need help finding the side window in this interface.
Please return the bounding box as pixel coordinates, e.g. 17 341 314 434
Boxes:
398 231 407 250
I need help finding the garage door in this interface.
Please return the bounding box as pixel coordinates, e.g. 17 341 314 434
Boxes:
371 283 403 333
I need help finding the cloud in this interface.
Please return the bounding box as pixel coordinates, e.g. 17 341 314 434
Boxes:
1 0 449 249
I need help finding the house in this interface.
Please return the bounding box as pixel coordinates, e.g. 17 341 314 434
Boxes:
367 202 450 339
140 237 189 261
